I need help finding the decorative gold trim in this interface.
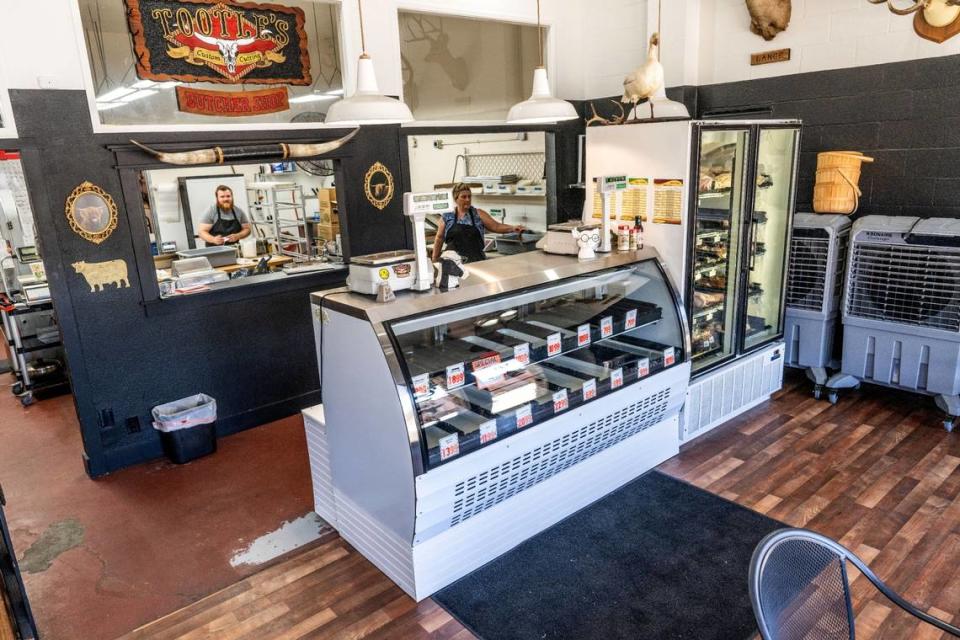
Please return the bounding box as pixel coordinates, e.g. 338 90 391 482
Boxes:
64 181 119 245
364 162 395 211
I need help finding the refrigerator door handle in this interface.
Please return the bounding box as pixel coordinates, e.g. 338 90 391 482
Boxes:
748 219 758 271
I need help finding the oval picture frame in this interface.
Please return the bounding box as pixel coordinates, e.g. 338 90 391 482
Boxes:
65 181 119 244
364 162 395 211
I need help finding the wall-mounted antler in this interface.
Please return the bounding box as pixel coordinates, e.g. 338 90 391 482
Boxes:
585 100 626 127
130 129 359 166
867 0 960 41
867 0 960 15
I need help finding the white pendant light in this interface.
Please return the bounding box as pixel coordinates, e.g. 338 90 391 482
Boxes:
630 0 689 121
506 0 578 124
325 0 414 126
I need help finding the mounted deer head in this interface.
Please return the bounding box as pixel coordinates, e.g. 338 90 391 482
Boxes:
868 0 960 41
745 0 792 41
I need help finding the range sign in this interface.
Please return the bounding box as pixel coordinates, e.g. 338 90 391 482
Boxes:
125 0 311 85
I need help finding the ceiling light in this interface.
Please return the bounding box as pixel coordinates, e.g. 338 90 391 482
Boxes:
289 93 339 104
97 87 136 102
120 89 158 102
325 0 414 125
507 0 578 124
131 79 155 89
96 102 125 111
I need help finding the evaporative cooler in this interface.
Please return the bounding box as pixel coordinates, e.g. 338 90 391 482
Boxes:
783 213 851 397
825 217 960 429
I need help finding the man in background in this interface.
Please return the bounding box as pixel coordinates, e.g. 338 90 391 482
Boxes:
198 185 251 247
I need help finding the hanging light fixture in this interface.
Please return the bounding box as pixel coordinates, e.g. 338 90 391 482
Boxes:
506 0 578 124
325 0 414 125
632 0 689 121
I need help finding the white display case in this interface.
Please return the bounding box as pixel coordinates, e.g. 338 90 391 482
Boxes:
310 250 691 599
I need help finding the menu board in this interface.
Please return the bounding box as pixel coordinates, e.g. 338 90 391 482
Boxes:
653 178 684 225
593 176 650 222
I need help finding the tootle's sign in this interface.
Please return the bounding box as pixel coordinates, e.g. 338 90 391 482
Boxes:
125 0 311 85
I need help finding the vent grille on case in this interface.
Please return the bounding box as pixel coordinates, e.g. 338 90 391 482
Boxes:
449 389 671 527
846 243 960 332
786 228 830 312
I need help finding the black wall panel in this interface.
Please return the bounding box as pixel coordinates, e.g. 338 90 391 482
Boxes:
10 90 405 477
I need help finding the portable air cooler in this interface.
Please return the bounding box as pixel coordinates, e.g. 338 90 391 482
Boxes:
784 213 851 396
825 216 960 430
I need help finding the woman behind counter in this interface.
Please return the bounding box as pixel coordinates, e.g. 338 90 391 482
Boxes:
432 183 525 263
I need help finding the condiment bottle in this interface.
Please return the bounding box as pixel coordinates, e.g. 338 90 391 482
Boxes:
617 225 630 251
634 216 644 250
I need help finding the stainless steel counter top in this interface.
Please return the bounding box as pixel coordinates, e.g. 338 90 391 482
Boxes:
312 248 665 324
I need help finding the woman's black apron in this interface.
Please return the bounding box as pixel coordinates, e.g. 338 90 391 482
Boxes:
444 209 486 263
205 208 243 247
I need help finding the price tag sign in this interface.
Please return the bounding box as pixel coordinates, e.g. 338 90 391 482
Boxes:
625 309 638 330
412 373 430 397
553 389 569 413
582 378 597 401
638 358 650 377
516 404 534 429
439 434 460 461
577 324 592 347
547 333 563 356
480 420 498 444
600 316 614 338
514 342 530 365
611 367 624 389
446 363 466 389
664 347 676 366
471 353 501 371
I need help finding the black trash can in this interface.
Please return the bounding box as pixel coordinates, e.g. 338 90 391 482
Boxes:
152 394 218 464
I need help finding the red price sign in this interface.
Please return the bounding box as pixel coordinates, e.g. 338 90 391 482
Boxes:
582 378 597 401
625 309 638 330
577 324 592 347
547 333 562 356
611 367 624 389
480 420 498 444
516 404 534 429
553 389 569 413
412 373 430 397
664 347 676 366
514 343 530 365
446 363 466 389
471 353 502 371
638 358 650 377
439 434 460 461
600 316 614 338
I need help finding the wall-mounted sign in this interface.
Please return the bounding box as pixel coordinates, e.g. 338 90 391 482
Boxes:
71 259 131 293
125 0 311 85
364 162 395 211
65 182 119 244
750 49 791 66
176 86 289 116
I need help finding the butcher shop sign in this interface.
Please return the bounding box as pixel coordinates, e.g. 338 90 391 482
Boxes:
125 0 311 85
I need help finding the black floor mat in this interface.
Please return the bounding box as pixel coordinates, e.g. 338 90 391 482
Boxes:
433 470 783 640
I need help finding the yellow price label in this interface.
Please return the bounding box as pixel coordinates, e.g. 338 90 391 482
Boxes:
378 268 390 280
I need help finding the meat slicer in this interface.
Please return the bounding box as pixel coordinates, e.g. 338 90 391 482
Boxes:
347 191 453 297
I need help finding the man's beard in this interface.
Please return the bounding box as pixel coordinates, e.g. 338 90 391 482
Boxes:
218 202 232 210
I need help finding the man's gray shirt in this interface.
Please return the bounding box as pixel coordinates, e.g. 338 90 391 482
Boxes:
200 205 249 226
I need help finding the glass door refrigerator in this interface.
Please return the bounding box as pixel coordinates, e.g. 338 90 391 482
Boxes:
688 123 800 378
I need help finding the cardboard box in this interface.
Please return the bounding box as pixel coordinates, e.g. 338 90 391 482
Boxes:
317 188 337 205
314 221 340 241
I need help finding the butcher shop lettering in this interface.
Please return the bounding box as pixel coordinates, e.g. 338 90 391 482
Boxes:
125 0 311 85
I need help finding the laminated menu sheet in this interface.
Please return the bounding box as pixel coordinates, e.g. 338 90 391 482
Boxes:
653 179 684 225
592 176 650 223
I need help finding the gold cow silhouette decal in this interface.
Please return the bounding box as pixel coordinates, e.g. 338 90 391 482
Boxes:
71 259 130 292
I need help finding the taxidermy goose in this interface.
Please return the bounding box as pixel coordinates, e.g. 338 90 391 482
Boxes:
622 33 665 118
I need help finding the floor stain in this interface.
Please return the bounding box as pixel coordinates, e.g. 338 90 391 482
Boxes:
229 512 329 568
19 519 85 574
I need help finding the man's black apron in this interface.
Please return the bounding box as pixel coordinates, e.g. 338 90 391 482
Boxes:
205 208 243 247
444 208 486 263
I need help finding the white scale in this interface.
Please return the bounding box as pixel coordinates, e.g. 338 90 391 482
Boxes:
347 191 454 296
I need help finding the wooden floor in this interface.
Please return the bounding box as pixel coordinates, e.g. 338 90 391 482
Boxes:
118 371 960 639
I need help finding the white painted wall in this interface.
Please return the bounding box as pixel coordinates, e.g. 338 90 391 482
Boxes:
696 0 960 86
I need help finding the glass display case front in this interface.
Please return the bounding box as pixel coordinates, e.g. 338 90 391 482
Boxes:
387 260 686 469
692 128 749 372
745 128 799 350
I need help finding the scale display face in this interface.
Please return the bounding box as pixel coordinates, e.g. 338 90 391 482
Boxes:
404 191 454 215
599 175 628 193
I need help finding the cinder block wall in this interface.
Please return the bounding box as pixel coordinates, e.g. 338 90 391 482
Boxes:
698 54 960 218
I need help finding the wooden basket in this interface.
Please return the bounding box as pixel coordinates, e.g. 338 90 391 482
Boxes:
813 152 874 215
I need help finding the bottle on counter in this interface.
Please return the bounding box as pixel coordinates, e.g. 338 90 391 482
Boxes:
634 215 644 250
617 225 630 251
629 219 638 250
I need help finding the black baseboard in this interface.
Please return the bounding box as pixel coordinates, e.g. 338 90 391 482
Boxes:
84 389 323 478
